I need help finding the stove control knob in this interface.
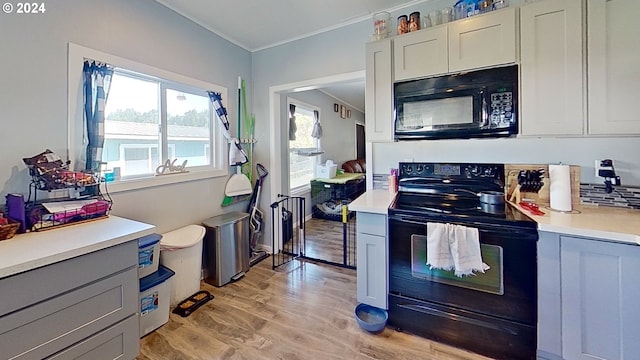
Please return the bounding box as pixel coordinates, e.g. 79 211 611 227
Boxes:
484 167 494 177
469 165 480 176
416 164 424 174
405 165 413 174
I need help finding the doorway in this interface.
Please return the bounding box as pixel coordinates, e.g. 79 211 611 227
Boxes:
268 71 365 268
356 122 365 160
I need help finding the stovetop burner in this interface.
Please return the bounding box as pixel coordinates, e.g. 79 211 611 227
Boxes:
389 162 536 228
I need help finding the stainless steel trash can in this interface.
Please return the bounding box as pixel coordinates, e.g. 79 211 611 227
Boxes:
201 212 250 287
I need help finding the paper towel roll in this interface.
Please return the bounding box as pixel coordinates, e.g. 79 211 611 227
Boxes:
549 164 572 212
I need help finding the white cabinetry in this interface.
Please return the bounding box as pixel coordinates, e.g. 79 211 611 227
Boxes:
356 212 388 309
448 7 517 73
537 232 640 360
587 0 640 135
393 26 448 81
393 7 517 82
519 0 584 136
365 39 394 142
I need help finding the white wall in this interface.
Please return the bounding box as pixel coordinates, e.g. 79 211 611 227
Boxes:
373 137 640 185
288 89 363 167
0 0 252 232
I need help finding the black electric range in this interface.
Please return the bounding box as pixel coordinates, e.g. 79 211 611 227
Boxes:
389 162 536 230
387 162 538 360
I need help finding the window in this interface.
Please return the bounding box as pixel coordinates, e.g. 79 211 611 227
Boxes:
103 70 212 179
68 43 227 193
288 99 320 191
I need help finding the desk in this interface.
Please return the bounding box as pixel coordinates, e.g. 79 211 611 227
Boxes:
310 173 365 221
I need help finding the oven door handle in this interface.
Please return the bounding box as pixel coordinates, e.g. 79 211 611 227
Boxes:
389 215 533 236
390 217 492 233
397 303 519 336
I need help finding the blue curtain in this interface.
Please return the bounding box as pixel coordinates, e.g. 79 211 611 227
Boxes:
83 60 113 173
207 91 232 141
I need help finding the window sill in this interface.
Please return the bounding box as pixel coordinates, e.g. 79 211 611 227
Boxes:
100 168 227 194
291 186 311 197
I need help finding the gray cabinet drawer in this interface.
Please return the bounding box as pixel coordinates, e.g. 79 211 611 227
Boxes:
0 267 138 360
356 213 387 236
0 241 137 316
47 314 139 360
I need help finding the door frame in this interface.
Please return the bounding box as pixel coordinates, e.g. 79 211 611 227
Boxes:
268 71 365 217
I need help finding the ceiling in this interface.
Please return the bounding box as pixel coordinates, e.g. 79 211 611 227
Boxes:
154 0 425 113
154 0 424 51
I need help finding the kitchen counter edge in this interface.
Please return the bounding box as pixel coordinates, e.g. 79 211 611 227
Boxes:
510 202 640 246
348 189 396 214
349 191 640 245
0 215 156 278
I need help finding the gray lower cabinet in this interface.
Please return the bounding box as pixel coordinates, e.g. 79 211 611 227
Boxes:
538 232 640 360
356 212 388 309
0 241 139 360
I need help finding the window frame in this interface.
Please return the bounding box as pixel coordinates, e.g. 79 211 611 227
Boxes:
287 97 321 193
67 43 228 194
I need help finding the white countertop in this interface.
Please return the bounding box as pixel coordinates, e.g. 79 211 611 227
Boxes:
348 189 397 214
0 215 155 278
512 202 640 245
349 190 640 245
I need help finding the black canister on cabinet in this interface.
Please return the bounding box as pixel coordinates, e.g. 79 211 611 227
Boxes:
397 15 409 35
409 11 421 32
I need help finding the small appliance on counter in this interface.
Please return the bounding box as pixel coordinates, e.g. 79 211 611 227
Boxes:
596 159 621 194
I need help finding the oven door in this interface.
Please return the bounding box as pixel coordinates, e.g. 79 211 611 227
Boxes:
388 214 537 325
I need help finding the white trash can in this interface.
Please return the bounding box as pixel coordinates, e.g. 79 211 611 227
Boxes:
159 224 206 307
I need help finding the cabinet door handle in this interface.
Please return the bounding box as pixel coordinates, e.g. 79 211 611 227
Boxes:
480 89 489 127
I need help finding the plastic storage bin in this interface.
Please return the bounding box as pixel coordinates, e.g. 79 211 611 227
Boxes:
159 225 206 306
201 212 250 287
139 265 175 337
316 163 338 179
138 233 162 278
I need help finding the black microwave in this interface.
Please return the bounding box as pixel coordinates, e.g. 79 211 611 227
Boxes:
394 65 518 140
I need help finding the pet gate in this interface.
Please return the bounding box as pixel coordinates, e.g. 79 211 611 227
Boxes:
271 195 357 270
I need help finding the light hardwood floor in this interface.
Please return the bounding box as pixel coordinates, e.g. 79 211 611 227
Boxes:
303 218 356 266
138 258 492 360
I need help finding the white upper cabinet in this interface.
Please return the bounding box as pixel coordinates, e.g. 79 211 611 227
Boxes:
393 7 517 82
587 0 640 135
393 26 448 81
519 0 584 136
448 7 518 73
365 39 394 142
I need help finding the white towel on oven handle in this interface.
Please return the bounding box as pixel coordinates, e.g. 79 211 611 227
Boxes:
449 224 490 277
426 222 454 271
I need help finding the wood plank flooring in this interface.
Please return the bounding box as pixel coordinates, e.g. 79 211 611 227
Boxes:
137 258 492 360
303 218 356 266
